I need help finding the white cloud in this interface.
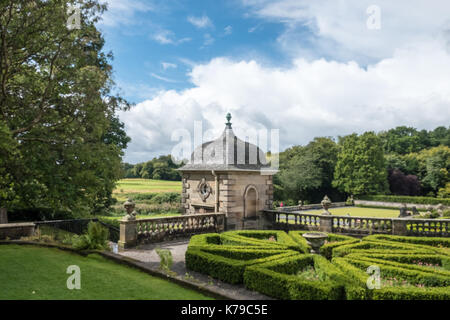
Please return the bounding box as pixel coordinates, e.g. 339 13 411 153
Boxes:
224 25 233 35
187 15 213 29
202 33 215 47
119 39 450 163
161 62 177 70
152 30 191 45
241 0 450 63
150 73 179 83
99 0 154 27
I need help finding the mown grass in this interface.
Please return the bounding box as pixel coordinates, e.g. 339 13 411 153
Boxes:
0 244 211 300
304 207 399 218
113 179 181 201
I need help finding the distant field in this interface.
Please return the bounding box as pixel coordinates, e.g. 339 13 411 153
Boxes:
305 207 399 218
113 179 182 201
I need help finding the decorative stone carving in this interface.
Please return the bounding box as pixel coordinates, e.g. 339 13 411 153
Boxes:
398 204 410 218
302 232 328 254
197 178 212 201
123 198 137 221
321 195 332 215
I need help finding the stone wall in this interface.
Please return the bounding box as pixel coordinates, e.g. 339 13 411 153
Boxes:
224 172 272 229
181 171 273 230
182 172 219 215
0 222 35 240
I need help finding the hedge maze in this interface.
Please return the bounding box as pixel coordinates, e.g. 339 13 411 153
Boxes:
185 230 450 300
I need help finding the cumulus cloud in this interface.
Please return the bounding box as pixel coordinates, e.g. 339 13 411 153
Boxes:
241 0 450 63
119 39 450 163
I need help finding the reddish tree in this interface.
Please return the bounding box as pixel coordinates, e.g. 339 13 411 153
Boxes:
388 169 421 196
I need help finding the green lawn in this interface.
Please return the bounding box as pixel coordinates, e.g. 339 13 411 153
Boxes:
0 245 211 300
304 206 399 218
114 178 181 194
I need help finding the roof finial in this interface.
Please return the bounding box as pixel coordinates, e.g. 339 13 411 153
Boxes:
225 112 232 129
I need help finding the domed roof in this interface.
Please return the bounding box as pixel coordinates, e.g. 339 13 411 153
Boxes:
179 114 271 172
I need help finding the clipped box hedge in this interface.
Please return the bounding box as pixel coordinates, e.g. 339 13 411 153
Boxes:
185 230 450 299
220 230 301 252
186 247 298 284
244 254 347 300
357 195 450 206
363 234 450 248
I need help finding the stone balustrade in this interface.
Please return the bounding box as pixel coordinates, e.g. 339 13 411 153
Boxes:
262 210 449 237
277 202 348 212
119 213 226 249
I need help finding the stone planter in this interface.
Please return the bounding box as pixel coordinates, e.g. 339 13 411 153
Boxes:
302 232 328 254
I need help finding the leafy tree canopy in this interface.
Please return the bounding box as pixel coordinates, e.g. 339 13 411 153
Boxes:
0 0 130 215
333 132 388 196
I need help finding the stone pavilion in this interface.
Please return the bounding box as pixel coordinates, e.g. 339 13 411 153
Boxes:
178 114 277 230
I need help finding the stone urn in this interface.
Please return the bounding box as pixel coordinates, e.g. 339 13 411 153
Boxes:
302 232 328 254
321 195 332 215
123 198 137 221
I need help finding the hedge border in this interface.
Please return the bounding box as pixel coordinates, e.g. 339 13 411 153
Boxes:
244 254 348 300
185 231 450 300
357 195 450 206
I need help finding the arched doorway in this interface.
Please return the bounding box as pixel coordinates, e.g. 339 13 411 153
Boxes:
244 186 258 219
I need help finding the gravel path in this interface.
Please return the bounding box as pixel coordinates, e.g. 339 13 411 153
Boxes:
119 239 272 300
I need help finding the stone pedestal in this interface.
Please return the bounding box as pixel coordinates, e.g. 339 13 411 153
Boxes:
319 215 333 233
0 208 7 224
118 220 137 250
392 219 408 236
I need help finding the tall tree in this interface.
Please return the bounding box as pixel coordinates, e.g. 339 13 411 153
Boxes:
276 137 340 202
379 126 427 155
0 1 130 215
333 132 388 195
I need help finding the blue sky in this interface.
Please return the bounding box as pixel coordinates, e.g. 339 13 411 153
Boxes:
98 0 289 103
96 1 450 164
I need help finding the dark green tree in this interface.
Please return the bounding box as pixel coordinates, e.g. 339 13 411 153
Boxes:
276 137 340 202
333 132 388 195
0 1 130 215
